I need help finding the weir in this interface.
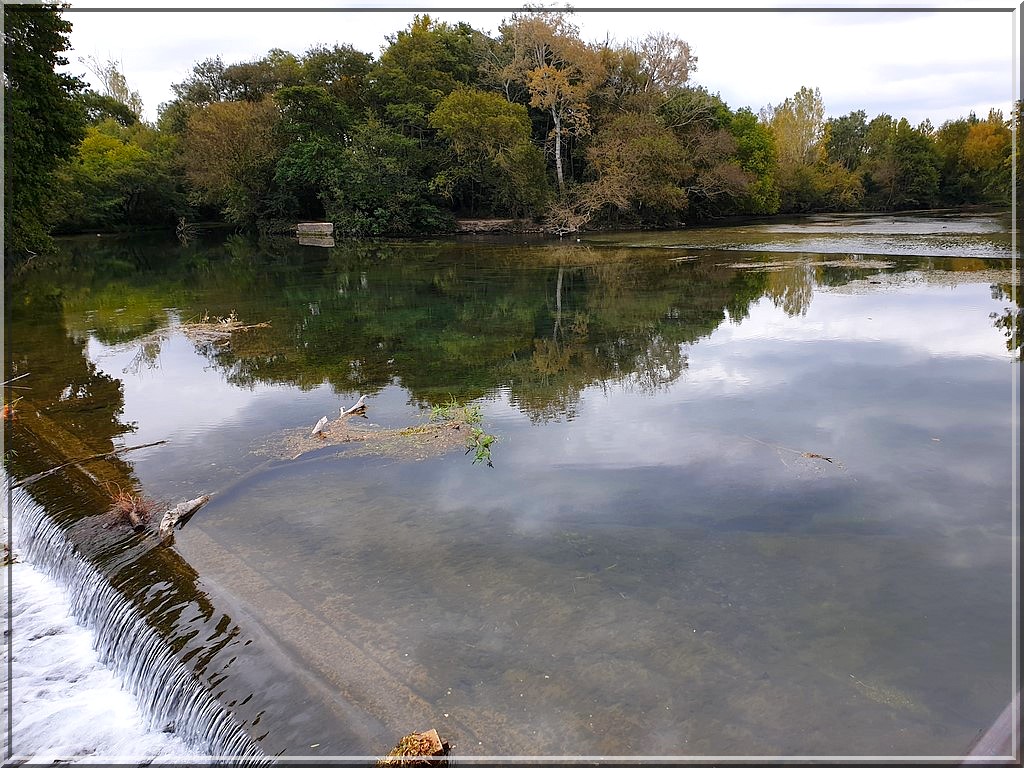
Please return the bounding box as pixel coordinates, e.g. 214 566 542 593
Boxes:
3 388 403 759
8 484 266 763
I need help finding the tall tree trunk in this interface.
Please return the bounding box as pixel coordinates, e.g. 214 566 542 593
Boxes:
553 109 565 193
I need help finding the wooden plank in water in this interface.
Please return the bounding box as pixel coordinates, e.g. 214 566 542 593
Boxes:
296 222 334 235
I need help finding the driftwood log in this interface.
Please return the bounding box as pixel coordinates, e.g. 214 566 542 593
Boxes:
340 394 368 417
159 495 211 540
377 729 451 766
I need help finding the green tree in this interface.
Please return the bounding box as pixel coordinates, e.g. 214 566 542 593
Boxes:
181 99 283 228
372 15 480 134
49 120 185 232
862 115 939 210
3 3 85 261
1015 101 1023 216
271 85 353 220
159 56 229 133
498 11 605 193
935 116 976 204
658 87 753 219
170 55 229 105
324 118 452 236
77 89 139 127
79 55 144 120
763 86 827 212
961 109 1012 203
301 43 373 109
223 48 304 101
824 110 868 171
428 88 549 216
764 86 825 166
728 107 780 214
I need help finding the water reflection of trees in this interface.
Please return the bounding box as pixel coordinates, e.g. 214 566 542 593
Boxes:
5 285 135 465
217 241 772 419
14 233 1018 426
990 282 1020 358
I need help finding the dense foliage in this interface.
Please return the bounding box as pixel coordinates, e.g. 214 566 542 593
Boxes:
12 8 1019 246
3 3 85 261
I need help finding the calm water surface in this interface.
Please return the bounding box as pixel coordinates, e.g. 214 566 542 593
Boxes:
4 211 1018 758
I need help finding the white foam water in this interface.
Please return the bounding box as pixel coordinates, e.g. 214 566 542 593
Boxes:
3 482 264 765
3 559 199 763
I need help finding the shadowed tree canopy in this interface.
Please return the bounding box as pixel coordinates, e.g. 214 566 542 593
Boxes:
223 48 304 101
300 43 373 109
76 89 140 127
181 99 284 228
3 3 85 261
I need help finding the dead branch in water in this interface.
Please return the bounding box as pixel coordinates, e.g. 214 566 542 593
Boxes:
159 495 211 541
102 484 161 532
179 311 271 345
12 440 168 489
743 435 841 470
340 394 368 417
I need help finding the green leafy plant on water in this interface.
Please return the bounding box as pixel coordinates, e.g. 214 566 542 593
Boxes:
429 395 495 467
465 426 495 468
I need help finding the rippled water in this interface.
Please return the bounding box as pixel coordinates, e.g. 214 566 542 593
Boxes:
3 211 1018 759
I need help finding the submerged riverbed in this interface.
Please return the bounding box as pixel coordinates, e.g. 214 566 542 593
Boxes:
4 211 1018 759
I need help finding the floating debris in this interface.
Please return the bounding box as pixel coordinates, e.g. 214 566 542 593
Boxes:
179 312 271 347
744 435 845 474
251 407 482 463
377 728 451 766
340 394 368 417
158 495 211 540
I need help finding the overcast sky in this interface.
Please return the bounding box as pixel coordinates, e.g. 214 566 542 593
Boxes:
59 0 1018 127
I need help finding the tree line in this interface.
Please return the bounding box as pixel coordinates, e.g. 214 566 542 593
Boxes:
5 5 1020 261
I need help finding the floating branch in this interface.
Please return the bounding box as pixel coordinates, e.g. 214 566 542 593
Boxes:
743 435 842 471
159 495 211 540
12 440 168 489
340 394 368 417
310 416 329 438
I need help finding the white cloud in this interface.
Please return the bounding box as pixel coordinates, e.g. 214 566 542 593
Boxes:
61 0 1017 125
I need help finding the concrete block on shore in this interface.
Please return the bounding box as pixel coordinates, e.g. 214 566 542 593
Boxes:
296 222 334 235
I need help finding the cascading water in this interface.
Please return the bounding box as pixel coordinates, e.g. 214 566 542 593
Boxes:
5 483 266 764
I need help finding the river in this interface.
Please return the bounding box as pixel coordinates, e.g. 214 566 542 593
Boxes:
3 210 1018 760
